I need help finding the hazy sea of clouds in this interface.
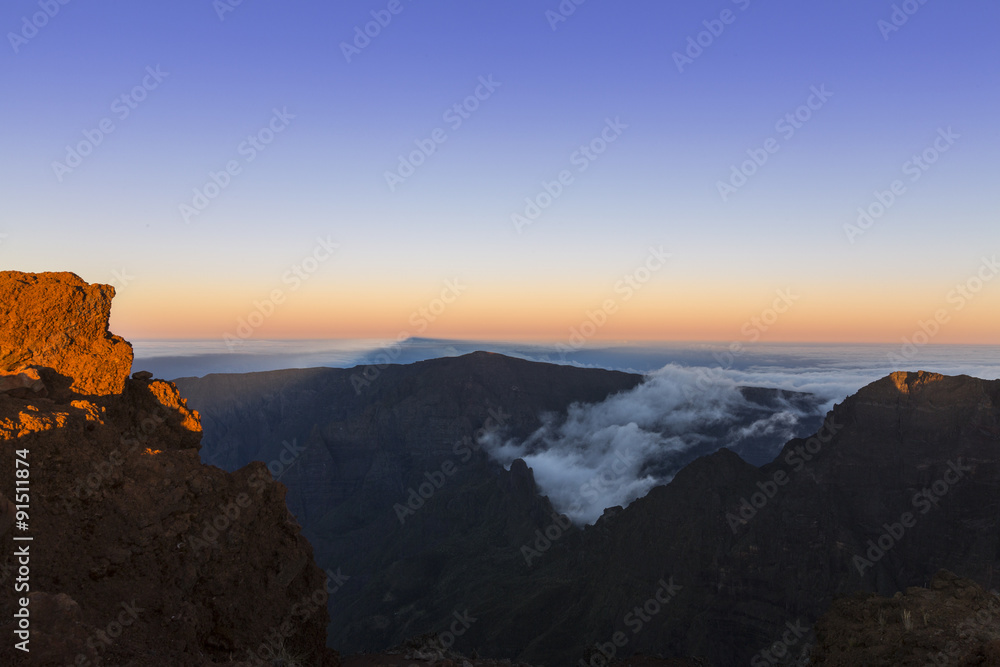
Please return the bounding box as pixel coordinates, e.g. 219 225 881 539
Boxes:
135 338 1000 399
138 338 1000 524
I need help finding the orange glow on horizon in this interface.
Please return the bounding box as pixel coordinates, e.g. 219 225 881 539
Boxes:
108 280 1000 346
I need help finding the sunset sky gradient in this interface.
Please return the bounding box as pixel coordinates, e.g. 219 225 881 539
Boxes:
2 0 998 344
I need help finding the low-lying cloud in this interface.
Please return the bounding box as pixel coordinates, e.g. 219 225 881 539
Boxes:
481 365 827 525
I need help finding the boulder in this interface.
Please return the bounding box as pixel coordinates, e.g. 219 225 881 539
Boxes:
0 271 133 396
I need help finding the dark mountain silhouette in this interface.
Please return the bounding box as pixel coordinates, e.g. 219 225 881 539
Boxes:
489 371 999 665
170 353 844 664
180 361 1000 664
174 354 650 655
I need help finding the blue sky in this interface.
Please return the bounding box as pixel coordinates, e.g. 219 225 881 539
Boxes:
2 0 998 343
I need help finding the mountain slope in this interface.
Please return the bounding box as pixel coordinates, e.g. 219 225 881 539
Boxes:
182 364 1000 665
176 353 822 660
176 353 646 654
490 371 1000 665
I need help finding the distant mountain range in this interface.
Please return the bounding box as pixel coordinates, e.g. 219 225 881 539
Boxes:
176 353 1000 664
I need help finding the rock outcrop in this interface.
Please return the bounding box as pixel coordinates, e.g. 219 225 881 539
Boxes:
811 570 1000 666
0 271 133 396
0 272 338 666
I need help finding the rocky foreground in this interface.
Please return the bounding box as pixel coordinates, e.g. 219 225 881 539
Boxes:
811 570 1000 666
0 271 339 666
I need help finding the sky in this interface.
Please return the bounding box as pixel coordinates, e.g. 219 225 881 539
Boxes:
1 0 998 345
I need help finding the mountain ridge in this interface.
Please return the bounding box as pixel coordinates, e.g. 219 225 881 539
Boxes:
181 359 1000 664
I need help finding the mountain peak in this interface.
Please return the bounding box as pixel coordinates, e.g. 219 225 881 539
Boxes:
887 370 947 394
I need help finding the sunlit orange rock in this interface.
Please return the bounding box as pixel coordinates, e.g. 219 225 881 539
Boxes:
0 271 133 396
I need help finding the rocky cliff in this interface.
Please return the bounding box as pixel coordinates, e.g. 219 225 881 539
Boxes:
0 271 339 666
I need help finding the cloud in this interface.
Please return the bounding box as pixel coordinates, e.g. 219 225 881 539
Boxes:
481 364 826 525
